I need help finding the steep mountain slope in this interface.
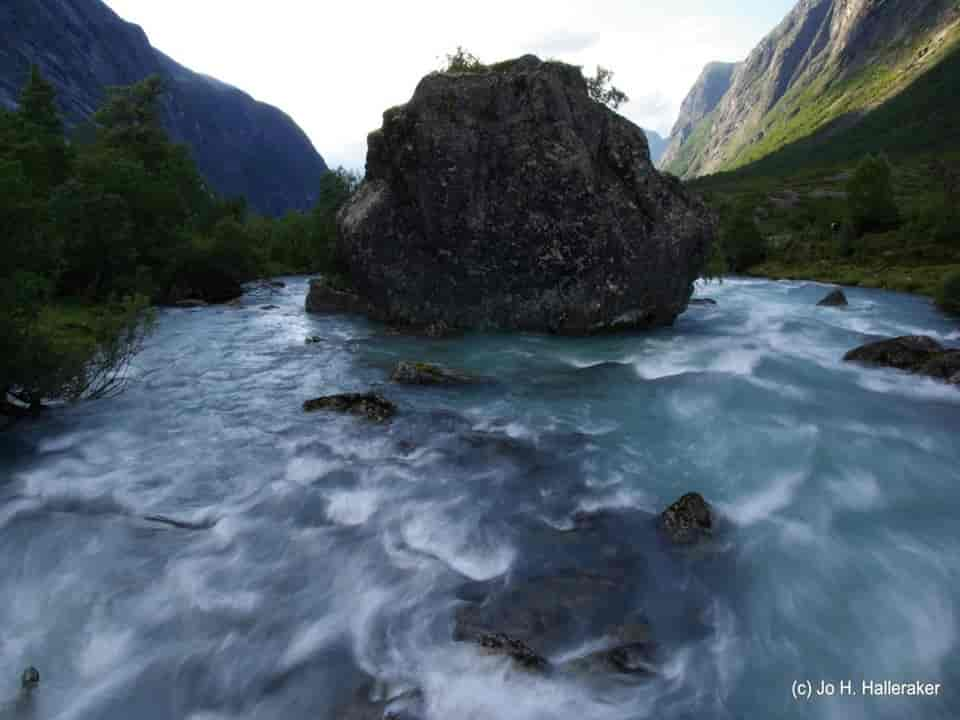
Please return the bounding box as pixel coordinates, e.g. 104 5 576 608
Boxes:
643 129 669 164
658 62 738 172
0 0 328 216
663 0 960 179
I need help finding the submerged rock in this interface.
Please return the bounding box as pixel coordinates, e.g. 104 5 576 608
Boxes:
844 336 960 387
303 392 397 422
337 55 715 334
564 621 658 677
391 361 478 386
689 298 718 306
305 335 323 344
659 492 713 544
21 666 39 691
305 276 370 316
336 682 422 720
475 632 549 671
818 289 848 307
454 566 639 658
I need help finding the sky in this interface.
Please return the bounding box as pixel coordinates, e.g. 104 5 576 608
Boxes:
103 0 796 171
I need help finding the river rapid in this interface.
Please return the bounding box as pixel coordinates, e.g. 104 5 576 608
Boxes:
2 276 959 720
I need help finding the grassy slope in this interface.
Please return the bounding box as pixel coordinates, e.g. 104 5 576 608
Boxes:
689 27 960 300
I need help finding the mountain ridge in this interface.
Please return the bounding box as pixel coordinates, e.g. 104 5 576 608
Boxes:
662 0 960 179
0 0 328 216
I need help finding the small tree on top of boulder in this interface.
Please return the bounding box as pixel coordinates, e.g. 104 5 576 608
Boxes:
585 66 629 110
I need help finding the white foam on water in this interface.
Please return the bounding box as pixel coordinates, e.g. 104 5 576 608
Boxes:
418 645 652 720
325 488 383 526
279 615 345 671
398 502 515 581
827 470 883 511
721 471 806 527
745 376 810 400
75 627 134 680
856 371 960 403
577 486 652 514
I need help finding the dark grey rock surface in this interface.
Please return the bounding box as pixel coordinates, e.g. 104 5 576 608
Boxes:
338 56 715 334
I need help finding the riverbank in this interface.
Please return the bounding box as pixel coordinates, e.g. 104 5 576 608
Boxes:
746 260 960 299
691 151 960 309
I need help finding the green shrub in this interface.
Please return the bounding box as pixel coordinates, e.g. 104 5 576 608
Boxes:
720 202 767 272
846 154 900 235
936 271 960 314
442 47 485 73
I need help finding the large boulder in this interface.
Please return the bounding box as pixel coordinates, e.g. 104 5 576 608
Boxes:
337 56 715 334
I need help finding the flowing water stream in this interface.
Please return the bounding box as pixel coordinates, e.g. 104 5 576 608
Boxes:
2 276 959 719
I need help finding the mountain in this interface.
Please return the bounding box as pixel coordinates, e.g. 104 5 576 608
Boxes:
658 62 738 172
662 0 960 179
642 129 668 165
0 0 328 216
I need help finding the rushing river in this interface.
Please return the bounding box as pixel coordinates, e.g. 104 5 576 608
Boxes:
2 276 959 720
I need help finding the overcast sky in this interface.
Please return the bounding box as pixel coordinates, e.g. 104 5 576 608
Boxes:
103 0 795 171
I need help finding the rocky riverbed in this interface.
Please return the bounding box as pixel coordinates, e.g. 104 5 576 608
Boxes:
1 276 959 719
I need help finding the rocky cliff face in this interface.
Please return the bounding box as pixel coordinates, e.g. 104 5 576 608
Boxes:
658 62 738 172
336 56 715 335
0 0 327 216
662 0 959 178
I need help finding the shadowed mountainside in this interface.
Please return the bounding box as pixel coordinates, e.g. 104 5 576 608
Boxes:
0 0 328 216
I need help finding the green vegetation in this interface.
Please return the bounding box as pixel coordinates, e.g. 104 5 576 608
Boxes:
686 21 960 308
584 66 629 111
443 46 486 74
693 152 960 299
938 271 960 314
1 67 358 419
673 16 960 177
719 201 767 272
440 49 629 110
846 155 900 235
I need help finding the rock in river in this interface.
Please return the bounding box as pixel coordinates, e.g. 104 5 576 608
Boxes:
844 335 960 386
817 289 848 307
391 361 478 386
305 276 370 316
21 666 39 690
659 492 713 544
337 55 715 334
303 392 397 422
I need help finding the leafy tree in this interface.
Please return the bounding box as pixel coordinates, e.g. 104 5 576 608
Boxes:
720 201 767 272
20 66 63 136
585 66 629 110
846 154 900 236
311 167 361 270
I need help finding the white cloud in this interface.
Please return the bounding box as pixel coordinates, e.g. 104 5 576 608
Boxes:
103 0 795 172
